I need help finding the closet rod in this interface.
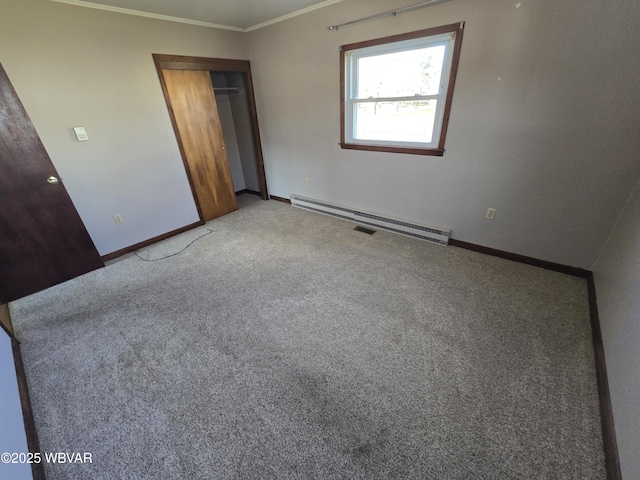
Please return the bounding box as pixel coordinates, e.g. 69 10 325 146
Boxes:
327 0 450 31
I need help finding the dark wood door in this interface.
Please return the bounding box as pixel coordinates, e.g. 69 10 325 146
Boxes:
160 69 238 221
0 64 103 303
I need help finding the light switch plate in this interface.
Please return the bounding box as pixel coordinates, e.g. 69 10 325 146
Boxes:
73 126 89 142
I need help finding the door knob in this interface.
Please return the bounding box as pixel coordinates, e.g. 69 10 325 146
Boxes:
47 176 59 184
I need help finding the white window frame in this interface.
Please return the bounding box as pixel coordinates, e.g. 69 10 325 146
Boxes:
340 23 465 156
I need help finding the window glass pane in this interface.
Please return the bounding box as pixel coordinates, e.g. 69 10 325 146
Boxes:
354 100 437 144
356 45 445 99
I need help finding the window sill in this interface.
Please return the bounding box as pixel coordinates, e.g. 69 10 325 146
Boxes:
339 143 445 156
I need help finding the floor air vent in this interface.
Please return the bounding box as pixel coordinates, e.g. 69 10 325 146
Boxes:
290 195 450 245
354 225 376 235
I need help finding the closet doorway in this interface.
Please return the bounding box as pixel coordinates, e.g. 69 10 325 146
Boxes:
153 55 269 222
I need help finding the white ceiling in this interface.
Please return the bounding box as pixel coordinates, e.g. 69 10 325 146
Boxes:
51 0 346 31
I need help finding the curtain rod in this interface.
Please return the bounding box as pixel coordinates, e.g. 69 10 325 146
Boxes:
328 0 451 31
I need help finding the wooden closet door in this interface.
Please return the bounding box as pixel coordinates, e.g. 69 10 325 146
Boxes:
162 69 237 221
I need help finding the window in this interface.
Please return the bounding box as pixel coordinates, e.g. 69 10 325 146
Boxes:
340 22 464 156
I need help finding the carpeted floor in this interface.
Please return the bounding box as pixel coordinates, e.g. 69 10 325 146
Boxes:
10 194 605 479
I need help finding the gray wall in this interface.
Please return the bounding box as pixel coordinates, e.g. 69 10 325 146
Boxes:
593 179 640 479
0 331 32 480
248 0 640 269
8 0 638 267
0 0 248 255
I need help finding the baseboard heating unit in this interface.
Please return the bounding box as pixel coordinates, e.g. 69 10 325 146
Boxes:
290 195 450 245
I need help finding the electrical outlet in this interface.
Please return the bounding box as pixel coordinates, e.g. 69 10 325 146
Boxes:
485 208 496 220
303 177 309 185
113 214 123 225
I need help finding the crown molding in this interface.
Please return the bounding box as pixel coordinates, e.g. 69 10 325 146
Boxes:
50 0 346 32
245 0 345 32
49 0 245 32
